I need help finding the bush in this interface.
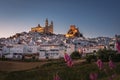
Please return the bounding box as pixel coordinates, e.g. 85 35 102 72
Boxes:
96 49 117 62
112 54 120 62
86 54 97 63
70 51 81 59
85 49 120 63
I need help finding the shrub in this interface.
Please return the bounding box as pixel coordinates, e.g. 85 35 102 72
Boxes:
96 49 116 62
86 54 97 63
70 51 81 59
112 54 120 62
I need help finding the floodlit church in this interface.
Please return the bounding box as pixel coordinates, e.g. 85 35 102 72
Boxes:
31 18 53 34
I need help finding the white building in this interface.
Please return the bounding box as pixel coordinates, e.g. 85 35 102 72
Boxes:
65 44 75 55
77 45 105 57
1 43 66 60
38 44 62 59
2 44 24 59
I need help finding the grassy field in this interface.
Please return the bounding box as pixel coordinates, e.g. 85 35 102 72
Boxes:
0 60 47 72
0 59 120 80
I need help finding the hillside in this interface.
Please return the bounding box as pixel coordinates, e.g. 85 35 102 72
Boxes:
0 59 120 80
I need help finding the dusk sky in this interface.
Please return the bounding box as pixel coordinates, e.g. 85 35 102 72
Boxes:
0 0 120 38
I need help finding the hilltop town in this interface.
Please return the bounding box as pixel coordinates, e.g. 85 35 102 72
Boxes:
0 19 116 60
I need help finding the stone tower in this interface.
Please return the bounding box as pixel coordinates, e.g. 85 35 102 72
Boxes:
51 21 53 26
45 18 48 27
49 21 53 33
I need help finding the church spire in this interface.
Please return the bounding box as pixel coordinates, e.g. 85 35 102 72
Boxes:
51 21 53 26
38 24 40 27
45 18 48 27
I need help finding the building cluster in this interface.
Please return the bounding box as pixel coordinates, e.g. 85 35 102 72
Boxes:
0 19 117 60
0 32 75 60
0 31 116 60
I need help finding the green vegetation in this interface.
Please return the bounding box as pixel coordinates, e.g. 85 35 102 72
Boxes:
86 49 120 63
0 49 120 80
86 54 97 63
0 59 120 80
96 49 117 62
70 51 81 59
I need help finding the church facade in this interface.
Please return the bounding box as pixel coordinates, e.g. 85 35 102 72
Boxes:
31 19 53 34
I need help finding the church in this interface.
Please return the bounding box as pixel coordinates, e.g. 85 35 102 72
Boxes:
31 19 53 34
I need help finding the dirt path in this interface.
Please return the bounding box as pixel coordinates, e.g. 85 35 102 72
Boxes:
0 59 86 72
73 59 86 64
0 61 47 72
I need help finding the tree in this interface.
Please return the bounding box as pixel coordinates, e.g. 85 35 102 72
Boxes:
86 53 97 63
70 51 81 59
96 49 117 62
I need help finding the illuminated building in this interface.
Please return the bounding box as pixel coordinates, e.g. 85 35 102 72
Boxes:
31 18 53 34
65 25 83 38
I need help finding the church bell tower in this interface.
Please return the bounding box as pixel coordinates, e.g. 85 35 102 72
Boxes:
45 18 48 27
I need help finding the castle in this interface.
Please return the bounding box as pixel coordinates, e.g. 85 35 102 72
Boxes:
65 25 83 38
31 18 53 34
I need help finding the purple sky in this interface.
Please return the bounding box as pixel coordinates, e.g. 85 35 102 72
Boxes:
0 0 120 38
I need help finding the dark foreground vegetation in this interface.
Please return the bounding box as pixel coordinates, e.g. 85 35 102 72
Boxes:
0 60 120 80
0 49 120 80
